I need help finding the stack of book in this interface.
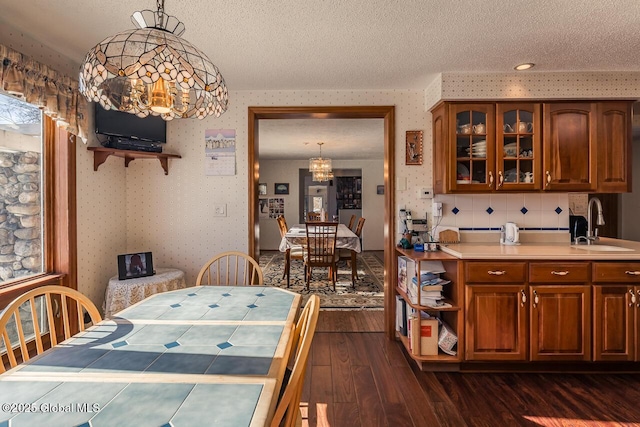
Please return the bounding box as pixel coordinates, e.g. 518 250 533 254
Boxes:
409 261 451 308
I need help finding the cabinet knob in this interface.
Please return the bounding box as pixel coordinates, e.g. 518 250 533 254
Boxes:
488 171 494 188
533 290 539 308
624 270 640 276
551 270 569 276
520 289 527 307
487 270 506 276
545 171 551 187
498 171 504 188
630 289 636 307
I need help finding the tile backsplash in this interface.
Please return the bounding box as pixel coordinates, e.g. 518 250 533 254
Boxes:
434 193 569 232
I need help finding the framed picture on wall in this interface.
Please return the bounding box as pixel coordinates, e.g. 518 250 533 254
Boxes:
274 183 289 195
258 183 267 195
406 130 423 165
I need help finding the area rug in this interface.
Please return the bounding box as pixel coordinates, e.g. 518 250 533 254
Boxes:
259 251 384 309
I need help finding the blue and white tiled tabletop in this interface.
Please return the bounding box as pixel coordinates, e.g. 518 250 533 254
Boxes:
0 286 301 427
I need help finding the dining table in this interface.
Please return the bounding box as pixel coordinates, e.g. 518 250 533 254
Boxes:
0 285 301 427
279 223 362 285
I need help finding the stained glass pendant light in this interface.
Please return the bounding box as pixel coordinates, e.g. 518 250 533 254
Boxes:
79 0 228 120
309 142 332 176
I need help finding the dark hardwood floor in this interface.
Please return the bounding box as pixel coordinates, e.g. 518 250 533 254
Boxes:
303 311 640 427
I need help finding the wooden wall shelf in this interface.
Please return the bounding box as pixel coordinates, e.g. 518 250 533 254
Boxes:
87 146 181 175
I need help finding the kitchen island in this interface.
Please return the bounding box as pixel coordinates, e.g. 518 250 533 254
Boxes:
396 237 640 371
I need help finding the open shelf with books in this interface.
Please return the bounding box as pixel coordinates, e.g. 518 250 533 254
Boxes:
395 248 462 369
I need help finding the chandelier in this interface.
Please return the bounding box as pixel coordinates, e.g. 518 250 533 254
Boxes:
309 142 332 181
79 0 228 121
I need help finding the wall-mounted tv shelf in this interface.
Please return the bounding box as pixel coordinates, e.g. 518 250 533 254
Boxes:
88 146 181 175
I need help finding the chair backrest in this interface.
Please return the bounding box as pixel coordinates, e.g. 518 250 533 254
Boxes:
305 222 338 266
347 214 357 231
306 211 322 222
271 295 320 427
354 217 366 237
195 251 264 286
276 215 288 239
0 285 102 373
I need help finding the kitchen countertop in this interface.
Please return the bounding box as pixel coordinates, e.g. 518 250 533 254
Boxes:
438 237 640 260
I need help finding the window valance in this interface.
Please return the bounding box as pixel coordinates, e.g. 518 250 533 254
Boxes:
0 44 89 142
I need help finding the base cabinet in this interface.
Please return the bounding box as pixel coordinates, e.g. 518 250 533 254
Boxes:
529 285 591 362
465 285 528 361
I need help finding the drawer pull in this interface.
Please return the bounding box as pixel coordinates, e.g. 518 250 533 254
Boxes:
520 289 527 307
625 271 640 276
488 270 506 276
545 171 551 187
488 171 494 188
637 290 640 308
551 271 569 276
630 290 637 307
533 290 539 308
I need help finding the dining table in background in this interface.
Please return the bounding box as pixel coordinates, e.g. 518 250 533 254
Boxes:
0 286 301 427
279 223 362 285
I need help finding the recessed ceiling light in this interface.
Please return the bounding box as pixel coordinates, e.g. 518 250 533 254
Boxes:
514 63 535 71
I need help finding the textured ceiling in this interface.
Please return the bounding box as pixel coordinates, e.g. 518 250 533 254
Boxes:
1 0 639 91
2 1 639 157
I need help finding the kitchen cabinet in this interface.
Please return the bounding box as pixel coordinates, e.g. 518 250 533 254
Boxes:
596 102 632 193
527 261 592 361
542 102 597 191
592 262 640 361
431 100 633 194
464 262 528 361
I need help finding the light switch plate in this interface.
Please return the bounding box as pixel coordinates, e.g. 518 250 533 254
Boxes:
213 203 227 217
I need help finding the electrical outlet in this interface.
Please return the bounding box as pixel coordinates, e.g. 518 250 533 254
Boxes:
432 201 443 217
213 203 227 217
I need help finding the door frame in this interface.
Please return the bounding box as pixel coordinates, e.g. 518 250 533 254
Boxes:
248 106 396 337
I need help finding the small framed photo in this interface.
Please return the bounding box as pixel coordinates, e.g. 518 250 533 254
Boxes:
377 185 385 195
406 130 423 165
274 183 289 195
117 252 154 280
258 183 267 195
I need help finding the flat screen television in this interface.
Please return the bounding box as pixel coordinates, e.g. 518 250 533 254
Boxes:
94 105 166 143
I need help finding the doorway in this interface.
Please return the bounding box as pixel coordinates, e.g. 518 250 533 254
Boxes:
247 106 396 338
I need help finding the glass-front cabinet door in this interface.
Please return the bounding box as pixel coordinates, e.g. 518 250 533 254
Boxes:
450 104 495 192
496 103 541 191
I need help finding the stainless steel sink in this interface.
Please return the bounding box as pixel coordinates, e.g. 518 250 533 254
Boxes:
572 244 634 252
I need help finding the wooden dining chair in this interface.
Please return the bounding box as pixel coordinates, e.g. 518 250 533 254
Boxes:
338 217 366 285
277 215 304 287
304 222 338 291
196 251 264 286
347 214 357 231
271 295 320 427
306 211 322 222
0 285 102 373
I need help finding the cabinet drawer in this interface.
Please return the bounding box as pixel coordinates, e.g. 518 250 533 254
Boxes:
465 262 526 283
593 262 640 283
529 262 590 283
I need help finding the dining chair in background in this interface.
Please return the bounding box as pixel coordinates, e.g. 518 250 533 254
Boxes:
270 295 319 427
347 214 357 231
304 222 338 290
0 285 102 373
306 211 322 222
337 217 366 285
277 215 304 287
196 251 264 286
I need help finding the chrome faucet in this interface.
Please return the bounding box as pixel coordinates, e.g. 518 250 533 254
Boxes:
576 196 605 245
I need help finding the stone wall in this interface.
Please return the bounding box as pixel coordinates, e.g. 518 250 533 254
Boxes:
0 150 41 282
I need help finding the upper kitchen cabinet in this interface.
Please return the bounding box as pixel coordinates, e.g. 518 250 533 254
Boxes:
432 100 633 194
596 101 632 193
496 103 542 191
432 102 540 193
542 102 597 192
